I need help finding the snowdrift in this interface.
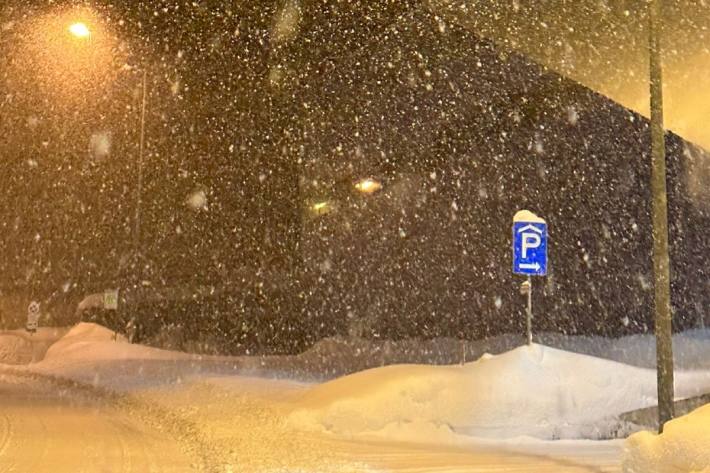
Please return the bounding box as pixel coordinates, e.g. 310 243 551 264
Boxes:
0 328 68 365
35 323 212 389
16 322 710 446
32 323 266 391
289 344 710 441
42 322 195 363
623 403 710 473
43 322 127 360
0 334 31 364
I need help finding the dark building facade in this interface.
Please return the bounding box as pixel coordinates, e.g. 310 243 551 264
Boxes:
289 3 710 342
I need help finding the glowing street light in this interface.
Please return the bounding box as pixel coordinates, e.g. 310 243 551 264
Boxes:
355 178 382 194
68 22 91 39
32 13 149 272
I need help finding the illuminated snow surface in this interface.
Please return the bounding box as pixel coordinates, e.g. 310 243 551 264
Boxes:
1 323 710 472
623 404 710 473
288 344 710 440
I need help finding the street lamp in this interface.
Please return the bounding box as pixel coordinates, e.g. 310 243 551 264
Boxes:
68 22 91 39
134 68 148 259
60 19 149 277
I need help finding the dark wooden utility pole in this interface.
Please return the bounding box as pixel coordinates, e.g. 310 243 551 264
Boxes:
648 0 675 432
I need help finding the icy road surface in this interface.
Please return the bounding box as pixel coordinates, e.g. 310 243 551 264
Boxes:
0 372 198 473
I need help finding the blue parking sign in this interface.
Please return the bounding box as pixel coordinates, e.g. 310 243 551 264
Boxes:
513 220 547 276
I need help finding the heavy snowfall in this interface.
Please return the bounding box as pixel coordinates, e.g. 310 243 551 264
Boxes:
1 0 709 471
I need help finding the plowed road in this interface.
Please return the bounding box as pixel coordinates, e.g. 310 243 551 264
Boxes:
0 372 197 473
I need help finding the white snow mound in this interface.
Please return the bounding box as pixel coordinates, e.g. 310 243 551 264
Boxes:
0 328 68 365
34 323 207 389
623 403 710 473
43 322 127 360
42 322 193 365
289 344 710 441
0 334 31 364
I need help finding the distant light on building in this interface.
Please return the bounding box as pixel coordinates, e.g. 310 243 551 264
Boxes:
311 200 332 215
187 189 208 210
354 178 382 194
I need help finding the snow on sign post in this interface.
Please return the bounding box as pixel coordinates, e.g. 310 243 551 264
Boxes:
512 210 548 345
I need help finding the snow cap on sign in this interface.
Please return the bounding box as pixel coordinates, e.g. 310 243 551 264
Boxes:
513 210 545 223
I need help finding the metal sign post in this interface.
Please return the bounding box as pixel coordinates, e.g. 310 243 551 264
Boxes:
513 210 548 345
520 278 533 345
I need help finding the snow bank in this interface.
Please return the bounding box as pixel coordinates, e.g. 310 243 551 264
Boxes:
34 323 251 390
290 344 710 441
43 322 127 359
43 322 188 362
0 328 68 365
17 322 710 447
623 403 710 473
36 323 202 389
0 334 31 364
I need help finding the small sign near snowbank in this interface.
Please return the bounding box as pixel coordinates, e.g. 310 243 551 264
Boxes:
103 289 119 311
26 301 40 333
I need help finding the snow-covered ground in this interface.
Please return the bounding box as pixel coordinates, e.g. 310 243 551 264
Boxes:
623 403 710 473
0 371 197 473
0 327 67 364
289 344 710 441
0 333 28 364
2 323 710 472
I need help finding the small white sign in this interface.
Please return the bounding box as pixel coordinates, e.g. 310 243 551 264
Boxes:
26 301 40 332
103 289 119 311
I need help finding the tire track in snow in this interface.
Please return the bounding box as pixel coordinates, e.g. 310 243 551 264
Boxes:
0 413 11 462
0 368 205 472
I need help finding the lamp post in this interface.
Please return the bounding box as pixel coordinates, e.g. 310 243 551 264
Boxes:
648 0 674 432
66 20 149 278
134 68 148 259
